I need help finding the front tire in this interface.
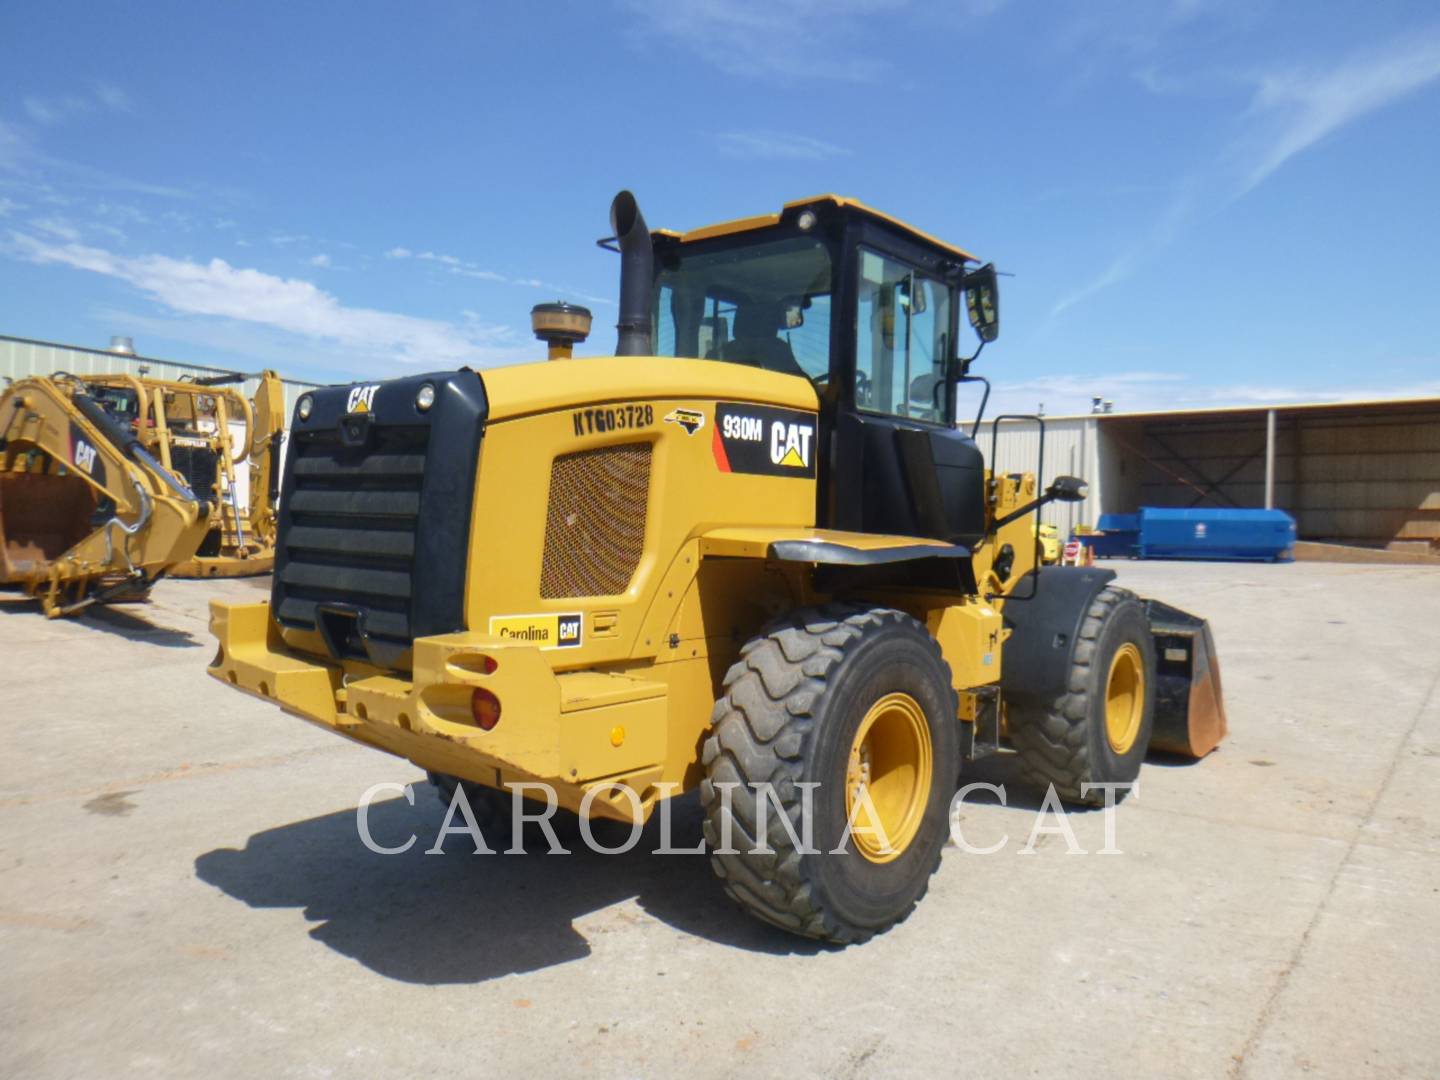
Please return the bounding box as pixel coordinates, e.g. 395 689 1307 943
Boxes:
700 605 960 944
1007 585 1156 805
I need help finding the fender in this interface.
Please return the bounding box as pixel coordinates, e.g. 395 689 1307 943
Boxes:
998 565 1116 708
698 525 968 566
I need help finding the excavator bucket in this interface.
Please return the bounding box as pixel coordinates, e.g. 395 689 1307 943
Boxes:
0 374 209 616
1145 599 1228 758
0 471 97 581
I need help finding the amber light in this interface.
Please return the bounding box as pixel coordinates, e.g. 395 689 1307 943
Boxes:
471 687 501 731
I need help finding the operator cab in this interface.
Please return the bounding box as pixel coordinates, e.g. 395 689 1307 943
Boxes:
643 196 999 547
88 384 142 426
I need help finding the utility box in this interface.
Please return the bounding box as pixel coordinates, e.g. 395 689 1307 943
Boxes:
1084 507 1296 562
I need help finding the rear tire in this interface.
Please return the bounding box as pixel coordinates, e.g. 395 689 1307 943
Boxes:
700 604 960 944
1007 585 1156 806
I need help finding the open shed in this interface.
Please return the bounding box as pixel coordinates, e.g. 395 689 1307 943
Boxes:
986 397 1440 552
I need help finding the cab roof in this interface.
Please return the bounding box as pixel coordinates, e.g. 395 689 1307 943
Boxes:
651 195 978 263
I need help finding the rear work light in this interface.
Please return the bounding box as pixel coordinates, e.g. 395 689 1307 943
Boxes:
471 687 501 731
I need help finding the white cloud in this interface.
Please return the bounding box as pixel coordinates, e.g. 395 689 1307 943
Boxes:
0 119 23 170
451 266 507 282
716 131 849 160
308 253 332 268
388 246 515 285
30 216 81 241
22 85 134 126
23 95 91 125
6 232 530 368
1240 33 1440 193
0 196 20 216
622 0 909 81
94 84 135 113
1051 29 1440 318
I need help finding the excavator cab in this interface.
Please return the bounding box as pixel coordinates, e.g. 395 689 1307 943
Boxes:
647 195 991 550
89 384 142 425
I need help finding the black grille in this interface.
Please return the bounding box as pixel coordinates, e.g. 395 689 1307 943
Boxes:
270 371 488 669
170 444 218 501
275 426 427 653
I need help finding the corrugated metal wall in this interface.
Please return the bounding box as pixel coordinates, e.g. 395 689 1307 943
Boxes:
1291 408 1440 543
1093 404 1440 546
982 415 1100 538
988 402 1440 547
0 334 321 420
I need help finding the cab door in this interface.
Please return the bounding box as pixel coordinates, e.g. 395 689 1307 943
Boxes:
824 246 987 546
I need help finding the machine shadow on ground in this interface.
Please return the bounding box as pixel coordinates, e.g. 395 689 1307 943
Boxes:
961 749 1206 811
195 785 831 986
0 596 198 647
195 756 1188 985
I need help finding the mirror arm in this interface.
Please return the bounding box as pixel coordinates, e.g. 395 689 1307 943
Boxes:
992 487 1062 532
992 476 1089 531
958 338 985 376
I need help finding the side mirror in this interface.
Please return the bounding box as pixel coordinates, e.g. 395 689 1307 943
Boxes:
963 263 999 343
1047 475 1089 502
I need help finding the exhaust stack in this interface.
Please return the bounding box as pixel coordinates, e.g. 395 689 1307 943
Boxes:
610 190 653 356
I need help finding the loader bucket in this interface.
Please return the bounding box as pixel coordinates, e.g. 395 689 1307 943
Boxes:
0 471 99 582
1144 599 1228 758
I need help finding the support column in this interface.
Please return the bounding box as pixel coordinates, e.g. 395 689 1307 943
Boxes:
1264 408 1277 509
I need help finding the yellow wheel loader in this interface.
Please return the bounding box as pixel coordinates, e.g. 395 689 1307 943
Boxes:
0 373 210 616
208 192 1227 943
81 370 286 577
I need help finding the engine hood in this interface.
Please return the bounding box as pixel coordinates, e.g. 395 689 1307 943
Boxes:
479 356 818 423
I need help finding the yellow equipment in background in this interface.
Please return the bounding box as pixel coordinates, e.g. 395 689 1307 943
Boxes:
208 191 1227 944
0 373 209 616
1036 522 1061 564
81 371 286 578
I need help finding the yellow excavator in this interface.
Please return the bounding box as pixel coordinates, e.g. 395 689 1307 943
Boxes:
81 371 287 577
207 192 1227 943
0 373 210 615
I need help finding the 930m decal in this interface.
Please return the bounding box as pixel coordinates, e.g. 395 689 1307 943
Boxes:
573 403 654 436
712 402 817 478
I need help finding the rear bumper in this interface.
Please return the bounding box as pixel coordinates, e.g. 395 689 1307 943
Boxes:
208 601 668 819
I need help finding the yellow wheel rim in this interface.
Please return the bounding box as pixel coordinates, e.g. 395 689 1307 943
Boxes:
844 692 934 864
1105 642 1145 754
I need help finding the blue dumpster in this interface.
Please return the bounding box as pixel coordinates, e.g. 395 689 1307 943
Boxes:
1084 507 1296 562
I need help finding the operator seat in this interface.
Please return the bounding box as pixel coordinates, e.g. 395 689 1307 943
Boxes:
718 303 805 378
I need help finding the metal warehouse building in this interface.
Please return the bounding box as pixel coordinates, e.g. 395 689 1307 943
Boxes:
985 398 1440 553
0 333 321 421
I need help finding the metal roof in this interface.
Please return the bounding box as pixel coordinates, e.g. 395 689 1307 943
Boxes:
652 195 979 262
994 395 1440 424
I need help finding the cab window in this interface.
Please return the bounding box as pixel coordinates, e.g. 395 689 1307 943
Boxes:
653 236 833 385
854 249 951 422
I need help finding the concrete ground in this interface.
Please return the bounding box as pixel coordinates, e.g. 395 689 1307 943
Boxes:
2 561 1438 1079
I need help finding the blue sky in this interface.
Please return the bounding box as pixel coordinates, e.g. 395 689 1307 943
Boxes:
2 0 1438 414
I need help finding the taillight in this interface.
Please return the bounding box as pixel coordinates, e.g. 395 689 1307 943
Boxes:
471 687 501 731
